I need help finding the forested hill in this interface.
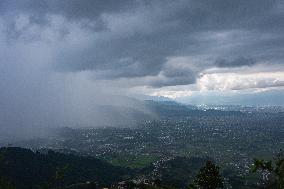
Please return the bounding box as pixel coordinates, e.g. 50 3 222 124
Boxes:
0 147 133 189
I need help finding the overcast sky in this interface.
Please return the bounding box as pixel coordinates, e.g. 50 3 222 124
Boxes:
0 0 284 128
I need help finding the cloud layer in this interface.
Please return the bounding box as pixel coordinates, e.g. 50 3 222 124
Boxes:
0 0 283 88
0 0 284 138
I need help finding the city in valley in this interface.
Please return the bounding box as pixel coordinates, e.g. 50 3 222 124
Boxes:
5 101 283 189
1 0 284 188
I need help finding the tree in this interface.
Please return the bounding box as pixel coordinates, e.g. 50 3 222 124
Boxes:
252 150 284 189
55 165 69 188
0 152 15 189
0 177 16 189
189 161 224 189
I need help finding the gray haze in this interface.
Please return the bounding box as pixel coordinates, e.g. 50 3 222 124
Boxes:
0 0 284 139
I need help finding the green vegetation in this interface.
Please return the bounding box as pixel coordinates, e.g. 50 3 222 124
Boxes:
107 154 159 169
0 147 131 189
2 147 283 189
189 161 224 189
0 153 15 189
252 150 284 189
0 177 15 189
145 157 206 188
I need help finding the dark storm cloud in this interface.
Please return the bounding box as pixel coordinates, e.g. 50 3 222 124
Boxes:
147 64 197 88
215 57 256 68
0 0 284 139
148 74 196 88
0 0 136 20
53 35 169 77
0 0 284 87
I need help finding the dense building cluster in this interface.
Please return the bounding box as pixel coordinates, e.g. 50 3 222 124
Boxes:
16 106 284 180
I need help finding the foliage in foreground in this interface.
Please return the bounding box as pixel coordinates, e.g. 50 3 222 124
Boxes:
189 161 224 189
1 147 284 189
252 150 284 189
0 147 131 189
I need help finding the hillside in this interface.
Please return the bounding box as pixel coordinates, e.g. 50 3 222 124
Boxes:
0 147 132 189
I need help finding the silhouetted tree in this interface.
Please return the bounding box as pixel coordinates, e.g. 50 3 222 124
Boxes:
252 150 284 189
0 152 15 189
189 161 224 189
0 177 16 189
55 165 69 188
